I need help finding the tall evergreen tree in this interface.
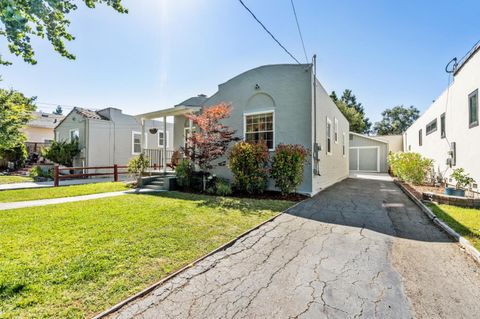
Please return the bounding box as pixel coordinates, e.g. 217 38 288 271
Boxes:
330 89 371 133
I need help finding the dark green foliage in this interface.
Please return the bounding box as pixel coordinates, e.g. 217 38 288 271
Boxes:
127 153 150 178
0 0 128 65
330 89 371 133
229 141 269 194
52 106 63 115
0 143 27 167
374 105 420 135
175 159 192 189
0 89 36 160
270 144 308 195
42 139 80 166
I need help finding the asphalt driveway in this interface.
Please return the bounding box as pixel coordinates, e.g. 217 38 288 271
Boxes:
109 178 480 319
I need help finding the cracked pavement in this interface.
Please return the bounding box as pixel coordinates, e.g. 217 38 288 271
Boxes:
108 178 480 319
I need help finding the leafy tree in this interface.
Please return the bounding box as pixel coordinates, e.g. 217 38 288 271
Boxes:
374 105 420 135
335 100 368 134
183 103 237 172
330 89 371 133
42 139 80 166
270 144 308 195
0 0 128 65
0 89 36 162
53 106 63 115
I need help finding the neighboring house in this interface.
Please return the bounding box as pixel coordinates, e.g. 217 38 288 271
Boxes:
136 64 350 196
55 107 173 168
23 112 64 154
404 41 480 189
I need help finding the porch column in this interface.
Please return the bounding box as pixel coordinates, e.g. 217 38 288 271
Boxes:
141 118 146 152
163 116 167 174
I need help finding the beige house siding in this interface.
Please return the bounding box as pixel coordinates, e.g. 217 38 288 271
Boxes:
23 126 55 143
378 135 403 153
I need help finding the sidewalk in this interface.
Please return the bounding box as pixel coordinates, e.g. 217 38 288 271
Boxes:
0 176 134 191
0 188 162 211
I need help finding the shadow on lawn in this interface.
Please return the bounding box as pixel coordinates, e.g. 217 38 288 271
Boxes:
138 191 291 214
427 203 480 242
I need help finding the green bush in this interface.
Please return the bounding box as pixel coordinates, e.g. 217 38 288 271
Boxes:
29 166 53 180
270 144 308 195
451 168 475 190
229 141 269 194
388 152 433 185
127 153 150 178
175 159 192 189
42 140 80 166
207 178 233 196
0 143 28 168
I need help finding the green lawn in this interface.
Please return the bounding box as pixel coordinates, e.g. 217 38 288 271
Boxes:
427 203 480 250
0 192 292 318
0 182 131 203
0 175 33 185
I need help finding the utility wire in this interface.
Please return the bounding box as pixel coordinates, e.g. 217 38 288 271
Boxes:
290 0 308 63
237 0 301 64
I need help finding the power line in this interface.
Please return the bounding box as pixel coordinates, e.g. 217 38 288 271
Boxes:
237 0 301 64
290 0 308 63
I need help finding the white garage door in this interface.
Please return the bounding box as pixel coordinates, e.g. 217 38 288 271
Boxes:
349 147 379 172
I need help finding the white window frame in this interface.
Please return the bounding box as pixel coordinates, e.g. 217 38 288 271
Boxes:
132 131 142 155
326 117 332 155
69 129 79 142
334 118 339 144
158 131 169 148
243 110 275 151
342 132 346 157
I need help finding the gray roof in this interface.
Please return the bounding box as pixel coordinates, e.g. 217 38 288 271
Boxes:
175 94 208 107
74 107 109 120
28 112 65 129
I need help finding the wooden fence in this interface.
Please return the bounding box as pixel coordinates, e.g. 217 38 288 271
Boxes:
53 164 166 187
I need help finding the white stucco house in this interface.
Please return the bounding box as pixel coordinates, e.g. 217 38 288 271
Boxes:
136 63 350 196
404 41 480 189
54 107 173 168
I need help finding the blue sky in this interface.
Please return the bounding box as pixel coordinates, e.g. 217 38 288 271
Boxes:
1 0 479 123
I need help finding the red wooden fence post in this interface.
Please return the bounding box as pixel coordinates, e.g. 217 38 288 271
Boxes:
113 164 118 182
54 164 59 187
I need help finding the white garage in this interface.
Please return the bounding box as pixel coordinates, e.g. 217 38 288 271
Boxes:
349 133 389 173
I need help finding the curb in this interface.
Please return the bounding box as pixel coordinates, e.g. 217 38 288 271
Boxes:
91 197 306 319
395 180 480 264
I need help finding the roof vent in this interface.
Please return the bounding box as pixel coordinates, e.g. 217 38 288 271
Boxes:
197 94 207 98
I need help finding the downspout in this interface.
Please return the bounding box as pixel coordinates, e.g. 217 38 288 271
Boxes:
312 54 319 176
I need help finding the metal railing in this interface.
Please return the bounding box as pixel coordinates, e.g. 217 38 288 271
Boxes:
143 149 175 169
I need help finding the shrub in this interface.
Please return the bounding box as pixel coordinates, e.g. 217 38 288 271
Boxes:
270 144 308 195
42 140 80 166
388 152 433 185
29 166 53 180
451 168 475 190
0 143 27 168
175 159 192 189
127 153 150 179
229 141 269 194
206 178 233 196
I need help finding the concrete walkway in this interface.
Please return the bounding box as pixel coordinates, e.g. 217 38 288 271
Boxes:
0 176 134 191
0 188 162 211
108 178 480 319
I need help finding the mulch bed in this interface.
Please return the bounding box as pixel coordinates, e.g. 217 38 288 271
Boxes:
178 189 308 202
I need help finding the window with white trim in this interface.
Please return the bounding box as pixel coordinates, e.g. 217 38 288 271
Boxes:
469 89 478 128
69 129 79 142
342 132 346 157
158 131 169 148
334 118 339 143
132 131 142 155
244 112 274 150
326 118 332 155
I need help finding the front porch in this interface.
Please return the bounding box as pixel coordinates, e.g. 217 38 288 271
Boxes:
137 105 200 173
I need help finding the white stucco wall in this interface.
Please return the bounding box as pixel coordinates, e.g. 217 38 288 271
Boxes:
312 79 350 191
404 49 480 188
177 64 348 195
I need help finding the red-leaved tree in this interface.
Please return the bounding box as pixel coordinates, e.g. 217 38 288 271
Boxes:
183 102 237 172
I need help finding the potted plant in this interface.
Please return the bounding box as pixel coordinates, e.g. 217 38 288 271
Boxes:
445 168 475 197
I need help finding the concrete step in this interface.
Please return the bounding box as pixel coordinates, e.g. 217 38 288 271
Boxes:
149 180 165 186
143 184 165 190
